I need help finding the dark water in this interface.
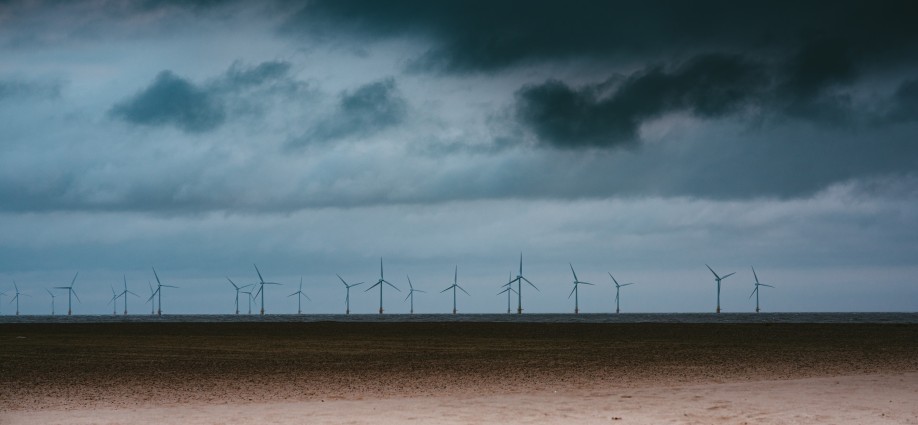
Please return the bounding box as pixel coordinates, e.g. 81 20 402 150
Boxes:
1 312 916 324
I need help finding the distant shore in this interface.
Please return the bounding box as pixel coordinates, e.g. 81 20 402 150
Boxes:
2 322 917 423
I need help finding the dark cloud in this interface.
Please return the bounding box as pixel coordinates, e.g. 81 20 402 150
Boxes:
289 78 406 147
110 60 300 133
515 54 767 148
886 79 918 122
286 0 918 75
110 71 225 133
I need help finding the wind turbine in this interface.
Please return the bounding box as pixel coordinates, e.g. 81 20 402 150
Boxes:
337 274 363 315
226 277 253 315
288 277 311 314
242 290 254 314
440 266 469 314
497 272 518 314
0 289 6 314
404 275 425 314
608 273 636 314
46 289 56 315
146 281 155 315
118 275 139 315
706 264 736 313
108 285 122 315
750 266 775 313
365 258 399 314
54 272 80 316
503 253 538 314
10 282 27 316
568 263 594 314
149 267 178 316
253 264 281 315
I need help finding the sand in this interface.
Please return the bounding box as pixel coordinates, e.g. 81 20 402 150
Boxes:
2 322 917 423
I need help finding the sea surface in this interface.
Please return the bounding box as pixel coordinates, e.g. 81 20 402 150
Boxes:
1 312 916 324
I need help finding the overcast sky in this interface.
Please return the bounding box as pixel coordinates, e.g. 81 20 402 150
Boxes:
1 0 917 315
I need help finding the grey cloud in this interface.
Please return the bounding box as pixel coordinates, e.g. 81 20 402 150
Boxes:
515 54 767 148
289 78 406 147
886 79 918 122
110 60 302 133
0 78 61 100
110 71 226 133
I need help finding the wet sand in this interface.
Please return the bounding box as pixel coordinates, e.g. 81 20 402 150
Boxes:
2 322 917 423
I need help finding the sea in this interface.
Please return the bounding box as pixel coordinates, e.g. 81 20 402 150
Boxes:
1 312 917 324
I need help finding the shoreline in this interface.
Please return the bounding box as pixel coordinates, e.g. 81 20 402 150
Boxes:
2 322 917 422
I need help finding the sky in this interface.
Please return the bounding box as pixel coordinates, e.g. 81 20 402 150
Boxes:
1 0 917 315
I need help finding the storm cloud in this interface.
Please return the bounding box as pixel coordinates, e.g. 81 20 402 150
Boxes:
110 60 303 133
290 78 407 147
515 54 767 148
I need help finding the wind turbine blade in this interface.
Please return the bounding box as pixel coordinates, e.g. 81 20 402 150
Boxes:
416 289 426 293
383 280 399 291
380 258 384 279
254 286 262 298
497 288 510 295
519 252 523 275
46 288 53 297
751 266 759 284
458 285 470 296
608 272 619 286
253 264 265 283
569 263 578 281
722 272 736 279
288 292 297 297
337 274 348 286
440 286 452 293
351 282 364 288
749 287 758 299
72 290 81 303
521 276 539 291
161 285 179 288
227 277 239 290
761 284 775 288
14 281 19 291
621 283 636 287
568 286 576 299
152 267 162 285
705 264 720 279
407 275 413 290
71 272 79 287
364 281 382 292
580 281 594 286
127 291 140 297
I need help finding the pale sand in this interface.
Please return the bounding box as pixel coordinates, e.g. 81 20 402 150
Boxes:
4 373 916 424
3 323 917 423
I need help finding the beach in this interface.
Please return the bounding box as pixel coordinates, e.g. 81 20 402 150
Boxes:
2 322 917 423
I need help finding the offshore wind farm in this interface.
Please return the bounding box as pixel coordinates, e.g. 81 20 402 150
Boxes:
2 0 918 423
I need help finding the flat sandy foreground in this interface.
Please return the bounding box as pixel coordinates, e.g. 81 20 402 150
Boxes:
2 322 917 424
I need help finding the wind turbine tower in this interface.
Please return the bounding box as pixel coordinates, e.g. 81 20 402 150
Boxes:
750 266 775 313
10 282 26 316
147 281 155 315
440 266 469 314
336 274 363 315
242 290 254 314
46 289 56 316
149 268 178 316
567 263 594 314
288 277 311 314
227 277 253 314
404 275 425 314
108 285 121 315
706 264 736 313
504 253 538 314
118 275 139 315
365 258 399 314
253 264 281 315
608 273 636 314
497 272 518 314
54 272 80 316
